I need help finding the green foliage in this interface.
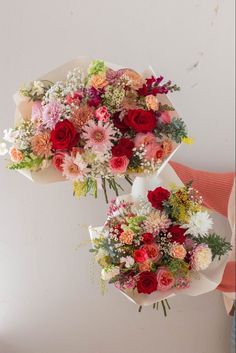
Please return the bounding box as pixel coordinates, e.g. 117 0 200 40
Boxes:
88 60 107 76
8 155 44 170
194 233 232 260
73 178 98 199
125 215 146 233
155 117 188 143
167 258 189 277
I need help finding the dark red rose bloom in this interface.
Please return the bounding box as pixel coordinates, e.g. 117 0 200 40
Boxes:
50 119 79 151
147 187 170 210
137 271 158 294
124 109 157 133
142 233 155 244
168 225 186 244
112 112 129 133
112 138 134 159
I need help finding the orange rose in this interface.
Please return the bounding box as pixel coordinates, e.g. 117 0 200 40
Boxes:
9 147 24 162
162 140 173 157
90 74 108 89
170 244 187 260
145 95 160 111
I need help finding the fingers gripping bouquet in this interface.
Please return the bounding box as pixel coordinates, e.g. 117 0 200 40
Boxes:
89 183 231 313
1 58 189 201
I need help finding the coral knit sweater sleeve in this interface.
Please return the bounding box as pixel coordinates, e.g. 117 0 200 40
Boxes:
169 161 235 298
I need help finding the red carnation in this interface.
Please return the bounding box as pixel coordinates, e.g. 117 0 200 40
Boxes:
50 119 79 151
142 233 154 244
112 138 134 159
124 109 157 133
168 225 186 244
147 187 170 210
137 271 158 294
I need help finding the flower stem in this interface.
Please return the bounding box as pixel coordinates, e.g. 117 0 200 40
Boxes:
125 175 133 186
165 299 171 310
102 177 108 204
138 305 142 312
161 300 167 317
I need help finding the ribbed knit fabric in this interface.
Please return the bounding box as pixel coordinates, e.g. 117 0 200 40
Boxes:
169 161 235 217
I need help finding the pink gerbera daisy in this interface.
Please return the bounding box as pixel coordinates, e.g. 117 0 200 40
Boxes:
62 153 87 180
82 120 116 153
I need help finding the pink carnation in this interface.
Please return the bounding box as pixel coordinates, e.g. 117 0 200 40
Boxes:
95 106 111 122
109 156 129 174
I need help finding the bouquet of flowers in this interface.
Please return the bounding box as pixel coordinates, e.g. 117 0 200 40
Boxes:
1 58 189 201
89 181 231 312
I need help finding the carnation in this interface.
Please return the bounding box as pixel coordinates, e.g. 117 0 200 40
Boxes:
191 244 212 271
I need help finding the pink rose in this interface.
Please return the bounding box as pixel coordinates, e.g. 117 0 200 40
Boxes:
145 143 164 161
134 132 156 148
109 156 129 174
156 267 175 291
52 153 65 172
142 243 161 262
134 249 148 263
95 106 111 122
159 111 171 124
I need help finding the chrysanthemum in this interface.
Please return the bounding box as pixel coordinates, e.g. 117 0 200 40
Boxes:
183 211 213 237
82 120 116 153
191 244 212 271
31 132 52 158
62 153 87 180
143 210 171 235
42 100 64 129
70 104 94 131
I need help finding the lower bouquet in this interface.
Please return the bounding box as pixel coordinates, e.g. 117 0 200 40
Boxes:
89 177 231 314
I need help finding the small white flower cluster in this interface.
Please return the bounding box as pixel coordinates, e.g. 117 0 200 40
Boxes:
131 197 152 216
12 122 34 150
64 67 84 95
43 81 65 104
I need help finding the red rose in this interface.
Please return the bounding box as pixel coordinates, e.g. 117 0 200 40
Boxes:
147 187 170 210
134 249 148 263
168 225 186 244
112 138 134 159
50 119 79 151
137 271 158 294
142 233 154 244
124 109 157 133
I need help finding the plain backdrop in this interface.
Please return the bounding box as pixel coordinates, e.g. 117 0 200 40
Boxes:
0 1 235 353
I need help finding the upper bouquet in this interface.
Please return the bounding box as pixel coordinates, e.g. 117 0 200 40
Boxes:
89 181 231 308
1 58 189 201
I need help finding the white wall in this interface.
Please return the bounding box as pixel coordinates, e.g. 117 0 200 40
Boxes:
0 1 234 353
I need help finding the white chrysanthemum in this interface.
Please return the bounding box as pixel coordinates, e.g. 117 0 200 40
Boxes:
101 266 120 281
0 142 8 156
191 244 212 271
120 256 135 268
183 211 213 237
